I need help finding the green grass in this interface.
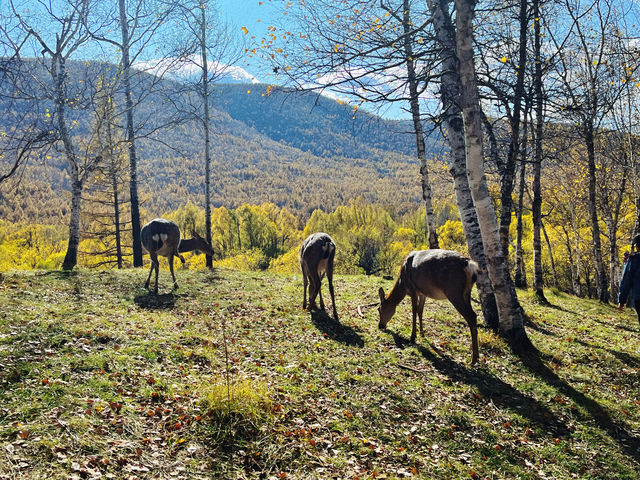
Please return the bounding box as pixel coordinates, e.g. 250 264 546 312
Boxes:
0 268 639 479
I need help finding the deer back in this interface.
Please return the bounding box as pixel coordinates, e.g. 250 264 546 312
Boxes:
141 219 181 257
402 249 478 300
300 232 336 274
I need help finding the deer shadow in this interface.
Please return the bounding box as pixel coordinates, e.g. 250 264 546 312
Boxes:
134 292 178 310
387 330 570 437
310 310 365 348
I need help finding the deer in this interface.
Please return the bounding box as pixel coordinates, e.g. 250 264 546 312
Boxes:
300 232 338 320
140 218 215 294
377 249 480 364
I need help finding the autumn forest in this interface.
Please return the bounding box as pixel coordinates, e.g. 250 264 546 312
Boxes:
1 0 640 478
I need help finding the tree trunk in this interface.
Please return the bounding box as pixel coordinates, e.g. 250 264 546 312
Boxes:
112 164 123 269
562 225 577 294
585 123 609 302
119 0 143 268
541 219 558 288
532 0 547 303
499 0 529 262
428 0 498 329
455 0 530 346
571 211 583 296
62 180 83 270
54 54 83 271
400 0 438 249
200 2 214 269
514 115 528 288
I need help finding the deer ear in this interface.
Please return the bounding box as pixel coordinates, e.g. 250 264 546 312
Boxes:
378 287 386 303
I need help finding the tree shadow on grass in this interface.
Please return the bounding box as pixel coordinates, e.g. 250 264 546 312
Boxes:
571 338 640 370
523 316 557 336
35 270 79 278
134 292 178 310
310 310 365 348
516 347 640 464
387 330 570 437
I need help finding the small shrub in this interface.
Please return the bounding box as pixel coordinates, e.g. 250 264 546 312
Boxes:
201 379 273 447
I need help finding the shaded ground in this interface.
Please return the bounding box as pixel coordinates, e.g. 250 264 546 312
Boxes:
0 269 638 479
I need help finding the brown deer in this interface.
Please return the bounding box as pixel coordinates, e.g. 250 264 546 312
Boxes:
300 232 338 320
378 249 479 364
141 218 215 294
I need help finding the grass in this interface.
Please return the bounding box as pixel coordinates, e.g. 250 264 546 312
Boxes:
0 267 639 479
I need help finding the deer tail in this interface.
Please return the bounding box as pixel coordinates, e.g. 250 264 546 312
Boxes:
466 260 480 284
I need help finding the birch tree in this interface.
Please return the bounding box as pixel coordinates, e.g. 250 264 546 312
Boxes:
171 0 244 269
453 0 529 345
427 0 499 329
4 0 105 270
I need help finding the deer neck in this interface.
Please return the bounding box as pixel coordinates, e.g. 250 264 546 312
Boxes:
386 275 407 307
178 238 202 253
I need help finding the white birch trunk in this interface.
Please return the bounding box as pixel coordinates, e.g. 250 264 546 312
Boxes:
454 0 529 344
427 0 498 328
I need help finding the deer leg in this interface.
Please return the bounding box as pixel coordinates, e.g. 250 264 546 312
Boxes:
145 259 154 289
153 257 160 294
417 295 426 337
169 254 178 289
449 293 479 365
302 271 309 310
327 268 338 321
318 273 325 311
409 293 419 343
308 273 321 311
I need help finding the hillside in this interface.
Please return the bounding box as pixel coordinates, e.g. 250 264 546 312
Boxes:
0 268 639 479
0 60 446 223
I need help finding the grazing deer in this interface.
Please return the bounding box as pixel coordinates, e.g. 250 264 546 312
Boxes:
378 249 480 364
300 232 338 320
141 218 215 294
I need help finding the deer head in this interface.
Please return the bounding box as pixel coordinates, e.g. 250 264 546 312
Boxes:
377 287 397 329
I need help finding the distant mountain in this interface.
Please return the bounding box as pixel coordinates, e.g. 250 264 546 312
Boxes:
0 60 445 224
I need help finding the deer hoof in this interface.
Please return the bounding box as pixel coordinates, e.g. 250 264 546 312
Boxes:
173 283 179 290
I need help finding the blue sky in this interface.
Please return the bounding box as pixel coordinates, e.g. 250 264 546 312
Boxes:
216 0 283 84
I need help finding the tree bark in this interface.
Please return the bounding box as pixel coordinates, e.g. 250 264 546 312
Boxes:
196 2 214 268
531 0 547 303
585 123 609 302
119 0 143 268
455 0 530 346
514 114 528 288
499 0 529 262
428 0 498 329
541 219 558 288
54 54 83 271
62 179 83 270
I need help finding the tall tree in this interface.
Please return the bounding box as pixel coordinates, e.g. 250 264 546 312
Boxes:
427 0 499 329
172 0 243 269
5 0 104 270
531 0 547 302
88 0 179 267
453 0 530 345
381 0 438 248
547 0 636 302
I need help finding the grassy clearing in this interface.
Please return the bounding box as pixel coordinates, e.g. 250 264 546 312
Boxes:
0 267 639 479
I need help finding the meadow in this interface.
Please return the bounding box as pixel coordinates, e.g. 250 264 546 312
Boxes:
0 267 639 479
